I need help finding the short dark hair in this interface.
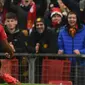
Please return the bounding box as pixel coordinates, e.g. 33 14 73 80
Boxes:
5 12 17 20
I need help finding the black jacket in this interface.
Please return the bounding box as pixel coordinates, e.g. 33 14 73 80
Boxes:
26 28 57 53
34 0 47 17
5 26 28 53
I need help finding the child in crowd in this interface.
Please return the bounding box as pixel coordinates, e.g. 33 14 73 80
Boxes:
4 12 30 82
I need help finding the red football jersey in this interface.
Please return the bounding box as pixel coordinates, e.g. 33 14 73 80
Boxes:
0 25 7 41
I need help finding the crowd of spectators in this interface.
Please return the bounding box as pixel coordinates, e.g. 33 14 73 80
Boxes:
0 0 85 84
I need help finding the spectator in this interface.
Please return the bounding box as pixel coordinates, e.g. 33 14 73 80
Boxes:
58 11 85 84
58 11 85 55
33 0 47 17
5 0 36 32
4 12 28 53
47 7 64 51
27 17 57 53
4 12 30 81
45 6 67 31
27 17 57 83
44 3 55 27
48 7 63 34
49 0 70 16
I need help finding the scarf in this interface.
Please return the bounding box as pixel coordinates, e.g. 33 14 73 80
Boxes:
20 1 36 29
69 25 78 37
27 2 36 29
52 21 58 28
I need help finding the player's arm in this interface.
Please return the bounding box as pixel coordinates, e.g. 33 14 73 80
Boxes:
1 39 14 58
0 25 14 57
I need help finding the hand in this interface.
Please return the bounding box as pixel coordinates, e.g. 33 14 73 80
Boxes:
5 42 15 58
9 42 15 52
5 52 11 58
35 43 40 53
73 49 80 55
58 50 63 54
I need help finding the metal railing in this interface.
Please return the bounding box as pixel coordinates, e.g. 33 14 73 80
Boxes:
0 53 85 85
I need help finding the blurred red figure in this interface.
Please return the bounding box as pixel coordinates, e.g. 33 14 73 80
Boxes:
0 62 21 85
0 24 14 57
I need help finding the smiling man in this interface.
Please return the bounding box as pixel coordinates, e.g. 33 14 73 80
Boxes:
26 17 57 83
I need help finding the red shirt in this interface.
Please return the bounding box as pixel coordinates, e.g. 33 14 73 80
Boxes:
0 25 7 41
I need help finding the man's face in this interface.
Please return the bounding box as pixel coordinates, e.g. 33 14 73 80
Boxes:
68 13 77 27
5 19 17 30
51 14 62 24
36 22 45 34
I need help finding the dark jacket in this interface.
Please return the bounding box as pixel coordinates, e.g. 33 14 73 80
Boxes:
27 28 57 53
4 26 28 53
33 0 47 17
62 0 80 16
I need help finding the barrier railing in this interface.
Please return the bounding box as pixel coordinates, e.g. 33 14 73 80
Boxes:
0 53 84 57
0 53 85 85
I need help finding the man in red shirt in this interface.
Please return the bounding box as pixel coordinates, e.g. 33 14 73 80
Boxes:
0 24 14 57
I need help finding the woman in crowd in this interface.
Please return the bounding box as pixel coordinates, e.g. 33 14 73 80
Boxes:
58 11 85 85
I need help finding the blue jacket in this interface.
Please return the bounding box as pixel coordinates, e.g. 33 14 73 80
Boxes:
58 24 85 64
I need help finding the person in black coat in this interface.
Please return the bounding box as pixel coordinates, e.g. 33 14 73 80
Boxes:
27 17 57 83
27 17 57 53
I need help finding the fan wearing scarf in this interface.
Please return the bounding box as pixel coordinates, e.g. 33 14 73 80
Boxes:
58 11 84 55
19 0 36 30
58 11 85 85
58 11 85 61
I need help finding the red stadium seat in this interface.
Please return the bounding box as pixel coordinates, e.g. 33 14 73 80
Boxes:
49 80 72 85
41 58 71 83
